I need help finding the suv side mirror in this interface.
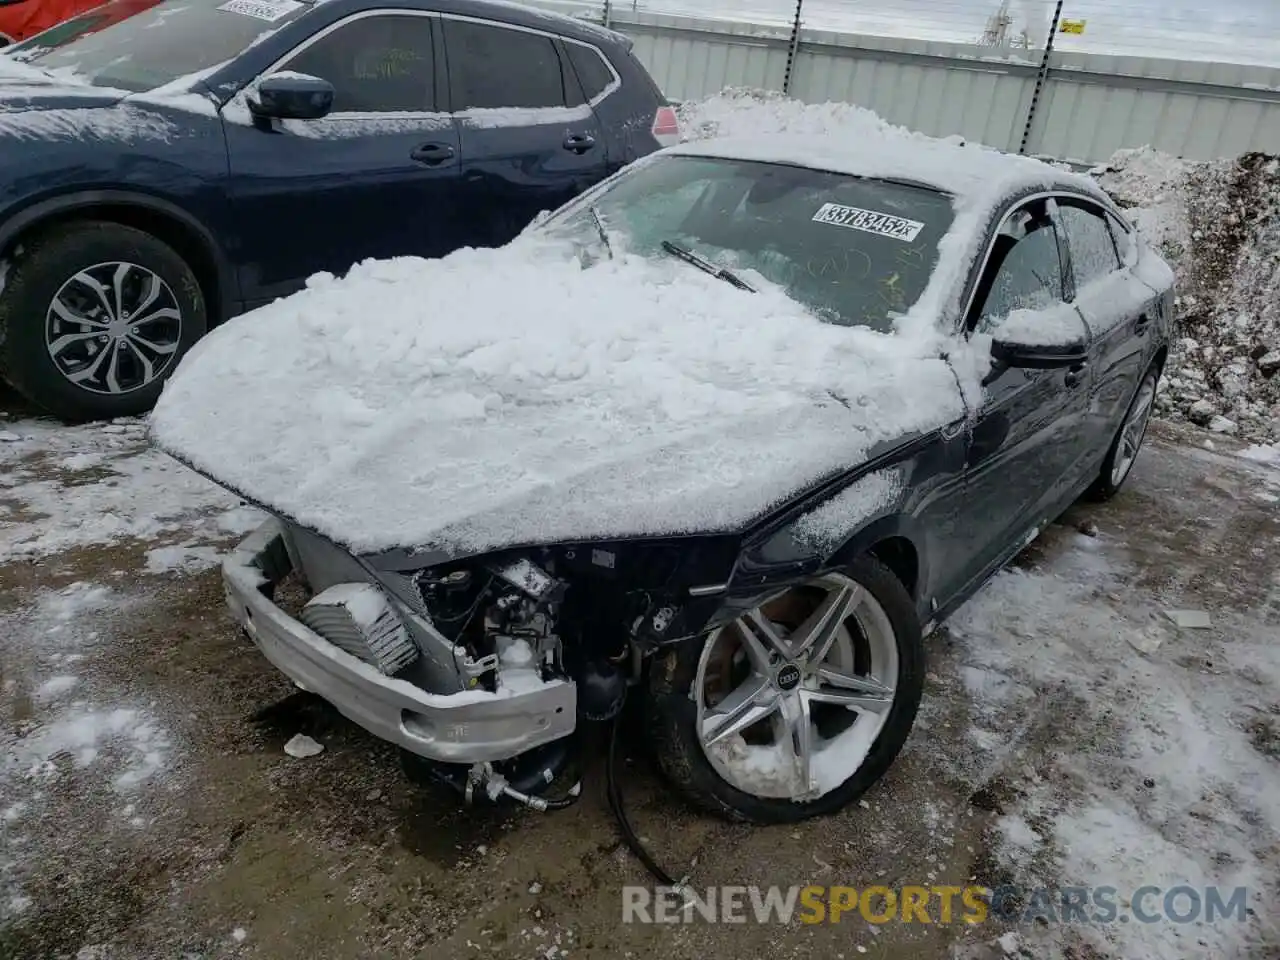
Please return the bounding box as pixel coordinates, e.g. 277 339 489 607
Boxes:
248 72 334 121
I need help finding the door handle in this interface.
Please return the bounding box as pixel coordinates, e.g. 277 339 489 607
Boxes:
1064 361 1089 388
410 142 456 165
563 133 596 154
1134 314 1152 336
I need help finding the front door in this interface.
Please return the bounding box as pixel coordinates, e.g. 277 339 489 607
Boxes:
440 15 610 249
224 11 463 306
1056 197 1161 471
960 198 1095 578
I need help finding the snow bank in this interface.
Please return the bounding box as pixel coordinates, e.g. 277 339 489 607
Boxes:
1092 148 1280 443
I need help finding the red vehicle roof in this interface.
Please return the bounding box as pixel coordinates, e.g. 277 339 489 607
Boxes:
0 0 162 47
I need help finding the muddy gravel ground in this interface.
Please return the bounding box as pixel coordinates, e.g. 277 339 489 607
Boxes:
2 390 1279 960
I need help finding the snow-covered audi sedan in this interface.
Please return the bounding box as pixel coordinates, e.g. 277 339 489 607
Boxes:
150 130 1173 824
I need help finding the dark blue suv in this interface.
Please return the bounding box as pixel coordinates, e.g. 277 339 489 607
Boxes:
0 0 676 420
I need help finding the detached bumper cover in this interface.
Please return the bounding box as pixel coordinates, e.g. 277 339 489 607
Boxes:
222 520 576 763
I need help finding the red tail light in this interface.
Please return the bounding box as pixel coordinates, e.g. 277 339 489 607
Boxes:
652 105 681 147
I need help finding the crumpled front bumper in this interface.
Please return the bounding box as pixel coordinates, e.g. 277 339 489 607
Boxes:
222 519 576 763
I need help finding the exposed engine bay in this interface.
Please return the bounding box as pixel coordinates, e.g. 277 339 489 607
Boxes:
267 520 744 811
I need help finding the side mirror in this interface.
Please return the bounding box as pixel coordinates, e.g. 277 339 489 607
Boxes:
991 337 1088 369
248 72 334 121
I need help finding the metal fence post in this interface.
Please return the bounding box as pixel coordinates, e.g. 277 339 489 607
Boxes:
602 0 612 28
1018 0 1065 154
782 0 804 96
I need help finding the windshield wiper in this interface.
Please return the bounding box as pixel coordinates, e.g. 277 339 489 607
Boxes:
660 240 755 292
588 205 613 260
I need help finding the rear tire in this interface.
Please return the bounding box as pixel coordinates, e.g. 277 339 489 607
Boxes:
1086 365 1159 502
647 554 924 824
0 221 206 422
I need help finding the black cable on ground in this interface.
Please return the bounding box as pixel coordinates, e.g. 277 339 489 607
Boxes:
606 700 683 888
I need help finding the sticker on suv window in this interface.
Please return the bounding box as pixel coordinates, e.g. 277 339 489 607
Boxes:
217 0 302 21
811 203 925 242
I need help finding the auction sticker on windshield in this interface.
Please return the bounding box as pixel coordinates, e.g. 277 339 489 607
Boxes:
811 203 925 242
217 0 303 21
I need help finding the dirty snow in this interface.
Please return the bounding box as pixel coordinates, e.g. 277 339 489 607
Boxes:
0 415 262 562
946 470 1280 959
0 104 179 143
0 579 177 917
1093 148 1280 443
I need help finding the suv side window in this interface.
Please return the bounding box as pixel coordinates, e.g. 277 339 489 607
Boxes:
972 205 1066 332
280 15 436 113
444 19 568 111
565 41 613 102
1058 200 1121 288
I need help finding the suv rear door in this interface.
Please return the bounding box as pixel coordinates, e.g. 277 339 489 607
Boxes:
440 14 610 249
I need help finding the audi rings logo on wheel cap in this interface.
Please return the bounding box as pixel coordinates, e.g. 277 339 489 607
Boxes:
775 663 802 691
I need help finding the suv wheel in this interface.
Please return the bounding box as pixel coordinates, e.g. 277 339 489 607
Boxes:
0 221 206 422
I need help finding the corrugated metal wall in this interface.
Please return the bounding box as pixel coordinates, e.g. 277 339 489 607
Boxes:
553 5 1280 164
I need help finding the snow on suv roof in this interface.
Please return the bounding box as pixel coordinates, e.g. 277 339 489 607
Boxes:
668 133 1105 213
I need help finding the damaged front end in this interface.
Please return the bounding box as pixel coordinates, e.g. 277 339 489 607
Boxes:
223 516 741 806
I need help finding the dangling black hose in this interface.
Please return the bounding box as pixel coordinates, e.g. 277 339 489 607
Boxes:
606 699 682 888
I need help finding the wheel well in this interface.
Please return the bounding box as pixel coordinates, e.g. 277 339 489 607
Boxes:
868 536 919 599
4 203 224 324
1153 344 1168 377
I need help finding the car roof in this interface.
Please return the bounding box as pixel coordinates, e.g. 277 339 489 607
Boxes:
667 133 1108 213
418 0 633 49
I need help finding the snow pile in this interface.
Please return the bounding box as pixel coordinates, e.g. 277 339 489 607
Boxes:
0 414 262 563
151 243 970 556
1093 148 1280 442
948 521 1280 958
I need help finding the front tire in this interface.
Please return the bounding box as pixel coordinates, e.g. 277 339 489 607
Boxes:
0 221 206 422
647 554 925 823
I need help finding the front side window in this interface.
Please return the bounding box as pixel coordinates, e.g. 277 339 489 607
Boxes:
542 155 956 333
444 19 567 111
280 14 435 113
973 206 1065 332
1058 201 1121 288
5 0 310 92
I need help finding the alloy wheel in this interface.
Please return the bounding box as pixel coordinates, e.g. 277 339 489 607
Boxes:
44 261 183 396
694 572 900 802
1110 375 1156 487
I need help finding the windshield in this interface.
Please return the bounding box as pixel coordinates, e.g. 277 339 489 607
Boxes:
544 156 955 332
5 0 312 92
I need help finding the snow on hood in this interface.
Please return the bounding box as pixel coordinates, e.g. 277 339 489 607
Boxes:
150 240 970 557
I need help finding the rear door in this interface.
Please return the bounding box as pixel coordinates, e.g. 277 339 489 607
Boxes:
1055 196 1161 469
440 14 610 249
224 11 463 306
960 198 1094 578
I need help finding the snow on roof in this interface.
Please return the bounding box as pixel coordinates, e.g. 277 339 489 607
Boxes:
670 92 1110 340
673 93 1107 210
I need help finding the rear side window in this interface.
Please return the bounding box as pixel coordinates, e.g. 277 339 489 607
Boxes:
565 42 613 101
1057 201 1121 288
283 15 436 113
444 19 567 110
